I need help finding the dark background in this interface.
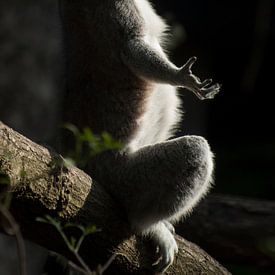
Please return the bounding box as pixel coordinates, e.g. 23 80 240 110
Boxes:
0 0 274 274
155 0 275 200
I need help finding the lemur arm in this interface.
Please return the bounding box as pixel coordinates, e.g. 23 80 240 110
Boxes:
122 39 221 99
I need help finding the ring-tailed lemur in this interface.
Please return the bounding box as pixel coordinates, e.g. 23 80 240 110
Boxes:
59 0 220 272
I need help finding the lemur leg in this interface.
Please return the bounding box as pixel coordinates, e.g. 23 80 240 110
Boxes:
97 135 213 273
120 135 213 225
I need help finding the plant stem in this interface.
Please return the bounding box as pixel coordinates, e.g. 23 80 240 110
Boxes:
74 250 93 275
0 204 27 275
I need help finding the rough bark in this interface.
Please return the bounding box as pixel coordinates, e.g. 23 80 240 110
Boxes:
177 195 275 272
0 121 230 274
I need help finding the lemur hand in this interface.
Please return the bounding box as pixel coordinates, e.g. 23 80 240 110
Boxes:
178 56 221 100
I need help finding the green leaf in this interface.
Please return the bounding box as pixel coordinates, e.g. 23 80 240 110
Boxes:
62 123 123 167
63 123 80 137
70 237 77 248
81 127 95 142
85 225 99 235
102 132 123 150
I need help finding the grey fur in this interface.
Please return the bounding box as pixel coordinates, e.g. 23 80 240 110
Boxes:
60 0 220 272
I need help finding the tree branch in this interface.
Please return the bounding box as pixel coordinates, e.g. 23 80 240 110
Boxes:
177 194 275 272
0 121 229 274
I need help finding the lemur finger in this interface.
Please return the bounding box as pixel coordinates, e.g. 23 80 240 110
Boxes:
202 83 221 99
200 78 213 88
184 56 197 71
155 241 178 274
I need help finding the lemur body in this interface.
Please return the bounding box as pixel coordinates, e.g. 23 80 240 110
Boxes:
60 0 220 272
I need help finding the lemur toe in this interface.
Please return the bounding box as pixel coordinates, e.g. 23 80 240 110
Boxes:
163 221 175 235
153 231 178 274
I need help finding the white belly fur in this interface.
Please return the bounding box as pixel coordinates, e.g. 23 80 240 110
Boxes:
127 0 182 152
128 85 181 152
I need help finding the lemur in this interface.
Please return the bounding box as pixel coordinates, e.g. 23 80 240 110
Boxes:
59 0 221 273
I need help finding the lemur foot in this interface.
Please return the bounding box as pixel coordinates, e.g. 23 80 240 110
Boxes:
178 56 221 100
152 222 178 274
